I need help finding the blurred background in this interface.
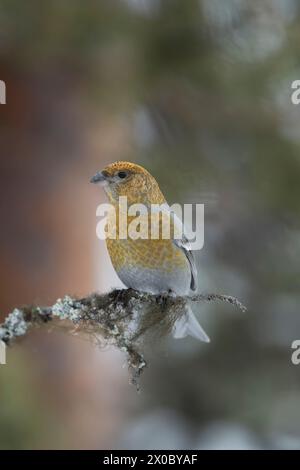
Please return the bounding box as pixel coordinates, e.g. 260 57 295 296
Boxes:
1 0 300 450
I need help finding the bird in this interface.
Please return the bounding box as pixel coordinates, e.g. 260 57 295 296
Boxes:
90 161 209 342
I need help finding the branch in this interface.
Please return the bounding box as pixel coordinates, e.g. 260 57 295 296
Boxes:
0 289 246 390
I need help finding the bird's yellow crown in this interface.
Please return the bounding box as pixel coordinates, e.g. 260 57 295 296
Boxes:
101 161 166 206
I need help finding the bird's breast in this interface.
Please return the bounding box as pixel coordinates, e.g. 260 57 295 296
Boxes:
103 206 192 294
106 238 191 295
106 237 186 271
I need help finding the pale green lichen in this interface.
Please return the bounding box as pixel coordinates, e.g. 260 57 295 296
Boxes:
52 296 83 322
0 308 28 343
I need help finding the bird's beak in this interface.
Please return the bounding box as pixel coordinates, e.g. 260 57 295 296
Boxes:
90 171 107 185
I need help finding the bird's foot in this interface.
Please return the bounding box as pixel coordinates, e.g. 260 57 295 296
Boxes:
156 290 173 310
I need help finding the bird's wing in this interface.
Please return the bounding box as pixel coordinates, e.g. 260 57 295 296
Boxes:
170 209 197 292
154 204 197 292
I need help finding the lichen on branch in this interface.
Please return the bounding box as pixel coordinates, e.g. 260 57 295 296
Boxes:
0 289 246 390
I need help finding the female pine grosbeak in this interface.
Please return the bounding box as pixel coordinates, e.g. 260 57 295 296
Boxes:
91 161 209 342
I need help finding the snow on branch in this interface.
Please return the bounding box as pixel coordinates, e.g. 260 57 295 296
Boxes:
0 289 246 390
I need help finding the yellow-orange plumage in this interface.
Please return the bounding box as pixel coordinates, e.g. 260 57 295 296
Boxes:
102 162 188 280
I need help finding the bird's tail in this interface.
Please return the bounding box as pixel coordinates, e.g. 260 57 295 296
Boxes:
172 305 210 343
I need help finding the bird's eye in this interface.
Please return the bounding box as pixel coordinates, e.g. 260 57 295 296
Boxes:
117 171 127 179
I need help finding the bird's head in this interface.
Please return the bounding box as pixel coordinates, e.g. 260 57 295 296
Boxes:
90 161 165 206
